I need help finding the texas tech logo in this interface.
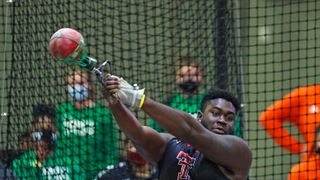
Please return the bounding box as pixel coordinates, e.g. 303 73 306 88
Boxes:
176 151 196 180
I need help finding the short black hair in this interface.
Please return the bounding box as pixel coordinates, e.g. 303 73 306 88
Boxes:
32 104 56 123
200 87 241 112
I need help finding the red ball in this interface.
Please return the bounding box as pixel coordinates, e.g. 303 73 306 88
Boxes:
49 28 84 62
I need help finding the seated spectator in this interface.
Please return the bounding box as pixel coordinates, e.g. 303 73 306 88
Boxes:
12 104 86 179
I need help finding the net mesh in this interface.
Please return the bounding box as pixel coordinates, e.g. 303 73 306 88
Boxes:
0 0 319 179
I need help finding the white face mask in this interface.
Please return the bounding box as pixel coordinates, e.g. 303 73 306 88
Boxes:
67 84 89 101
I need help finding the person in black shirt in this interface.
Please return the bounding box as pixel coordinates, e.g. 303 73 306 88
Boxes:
102 74 252 180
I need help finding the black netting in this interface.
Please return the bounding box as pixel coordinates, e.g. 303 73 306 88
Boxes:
1 0 319 179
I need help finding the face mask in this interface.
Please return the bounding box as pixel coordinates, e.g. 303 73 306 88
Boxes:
68 84 89 101
32 129 57 151
179 80 200 94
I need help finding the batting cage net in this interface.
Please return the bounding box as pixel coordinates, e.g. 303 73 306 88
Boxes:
0 0 319 179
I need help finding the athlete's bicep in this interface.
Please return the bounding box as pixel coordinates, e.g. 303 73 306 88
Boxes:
189 130 252 176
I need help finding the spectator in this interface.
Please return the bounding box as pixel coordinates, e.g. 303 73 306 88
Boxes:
260 85 320 161
12 104 86 179
55 67 119 179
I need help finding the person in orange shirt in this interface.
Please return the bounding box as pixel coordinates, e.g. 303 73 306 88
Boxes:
259 85 320 161
287 126 320 180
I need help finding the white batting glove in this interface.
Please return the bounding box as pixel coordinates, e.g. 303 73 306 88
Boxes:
115 76 146 110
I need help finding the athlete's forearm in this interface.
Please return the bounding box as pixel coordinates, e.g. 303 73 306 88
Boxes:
109 99 170 163
142 97 203 139
109 100 146 143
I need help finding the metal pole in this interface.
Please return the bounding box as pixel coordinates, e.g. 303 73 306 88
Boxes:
214 0 228 90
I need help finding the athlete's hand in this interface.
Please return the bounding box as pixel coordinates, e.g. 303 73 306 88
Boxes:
102 74 145 109
102 74 121 105
118 75 145 110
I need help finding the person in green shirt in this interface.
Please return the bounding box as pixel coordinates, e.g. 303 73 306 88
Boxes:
55 68 119 179
148 56 206 132
148 56 243 137
12 104 86 179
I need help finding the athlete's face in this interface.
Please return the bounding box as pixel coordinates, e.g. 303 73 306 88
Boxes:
198 98 236 135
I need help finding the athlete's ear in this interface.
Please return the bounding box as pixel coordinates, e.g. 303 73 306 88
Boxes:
197 111 203 122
